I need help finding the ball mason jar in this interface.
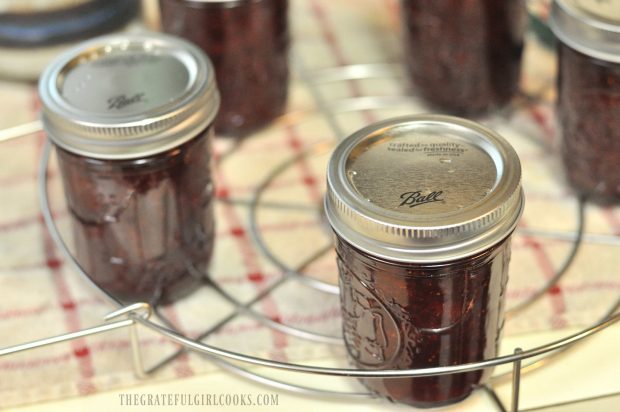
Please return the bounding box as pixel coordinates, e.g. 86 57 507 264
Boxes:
159 0 289 137
39 33 220 304
325 115 524 407
401 0 526 115
549 0 620 201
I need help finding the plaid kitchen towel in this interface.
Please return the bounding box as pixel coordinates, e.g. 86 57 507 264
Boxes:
0 0 618 408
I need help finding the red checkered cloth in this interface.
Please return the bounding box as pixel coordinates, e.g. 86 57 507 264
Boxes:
1 0 619 408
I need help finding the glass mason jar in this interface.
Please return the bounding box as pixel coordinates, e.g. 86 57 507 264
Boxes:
39 33 220 304
159 0 289 137
325 115 524 407
401 0 526 115
549 0 620 201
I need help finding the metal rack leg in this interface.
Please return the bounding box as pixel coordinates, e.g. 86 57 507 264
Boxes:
512 348 523 412
129 324 146 379
104 303 152 379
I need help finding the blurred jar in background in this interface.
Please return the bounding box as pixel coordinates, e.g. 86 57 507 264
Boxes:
160 0 290 137
401 0 526 115
550 0 620 202
0 0 140 81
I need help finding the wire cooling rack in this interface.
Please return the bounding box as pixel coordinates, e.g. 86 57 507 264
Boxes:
1 58 620 412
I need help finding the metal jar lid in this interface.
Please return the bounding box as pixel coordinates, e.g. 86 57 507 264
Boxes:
39 32 220 159
324 115 525 263
549 0 620 63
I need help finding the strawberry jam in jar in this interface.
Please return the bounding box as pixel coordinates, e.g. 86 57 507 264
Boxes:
39 33 220 304
401 0 526 115
550 0 620 201
325 115 524 407
159 0 289 137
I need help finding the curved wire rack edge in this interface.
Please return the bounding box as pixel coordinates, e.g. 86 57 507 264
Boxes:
33 138 620 380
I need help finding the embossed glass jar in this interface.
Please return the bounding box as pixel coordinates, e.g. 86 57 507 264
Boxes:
159 0 289 137
39 33 220 304
549 0 620 201
325 115 524 407
401 0 526 115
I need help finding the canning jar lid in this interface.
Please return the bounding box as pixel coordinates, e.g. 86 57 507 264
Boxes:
549 0 620 63
39 32 220 159
325 115 524 263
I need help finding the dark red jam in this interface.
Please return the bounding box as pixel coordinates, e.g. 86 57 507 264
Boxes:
401 0 525 115
336 236 510 407
56 127 215 304
159 0 289 136
557 43 620 201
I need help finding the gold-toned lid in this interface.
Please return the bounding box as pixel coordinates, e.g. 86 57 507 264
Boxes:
325 115 524 263
39 33 220 159
550 0 620 63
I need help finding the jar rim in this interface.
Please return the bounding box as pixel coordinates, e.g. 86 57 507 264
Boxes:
549 0 620 63
38 32 220 160
324 115 524 263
